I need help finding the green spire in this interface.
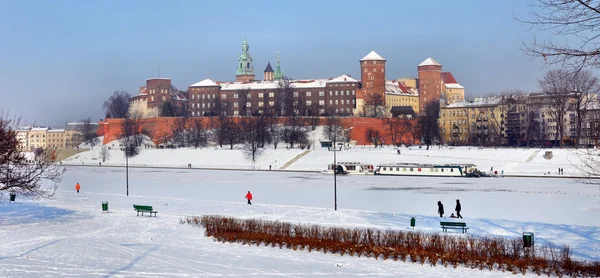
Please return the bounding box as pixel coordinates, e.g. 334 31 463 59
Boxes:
274 51 283 80
236 37 255 76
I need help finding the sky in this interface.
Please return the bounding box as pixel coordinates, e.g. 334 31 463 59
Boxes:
0 0 552 127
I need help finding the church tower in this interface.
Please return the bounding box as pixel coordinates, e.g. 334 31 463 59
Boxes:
356 50 386 116
236 38 255 82
263 62 274 81
274 52 283 81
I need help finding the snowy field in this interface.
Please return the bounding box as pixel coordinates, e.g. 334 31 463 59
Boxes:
1 167 599 277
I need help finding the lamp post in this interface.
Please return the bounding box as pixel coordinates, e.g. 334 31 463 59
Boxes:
328 142 341 211
328 127 352 211
125 145 130 196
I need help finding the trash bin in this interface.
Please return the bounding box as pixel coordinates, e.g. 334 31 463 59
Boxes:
410 217 416 229
9 193 16 203
102 202 108 212
523 232 534 248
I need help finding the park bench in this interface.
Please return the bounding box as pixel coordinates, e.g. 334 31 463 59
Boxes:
440 221 469 233
133 205 157 217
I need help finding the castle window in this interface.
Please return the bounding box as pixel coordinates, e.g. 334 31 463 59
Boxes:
335 91 338 96
222 94 226 99
202 94 205 99
259 102 264 107
234 102 238 108
319 100 325 105
329 91 333 96
319 91 325 96
269 101 274 106
293 92 298 97
234 93 238 98
269 92 274 98
352 90 355 95
247 93 251 98
306 100 312 105
373 61 376 64
346 90 350 95
306 92 311 97
373 68 377 72
247 62 250 68
329 100 333 105
259 93 264 98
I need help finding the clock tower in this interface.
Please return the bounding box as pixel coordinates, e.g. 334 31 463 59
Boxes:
356 50 386 116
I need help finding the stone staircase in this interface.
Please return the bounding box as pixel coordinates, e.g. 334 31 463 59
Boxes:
280 150 311 169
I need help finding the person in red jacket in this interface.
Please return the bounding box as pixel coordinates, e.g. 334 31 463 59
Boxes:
75 183 81 193
245 191 253 205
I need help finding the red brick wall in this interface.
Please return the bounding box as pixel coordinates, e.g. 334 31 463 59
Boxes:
98 117 418 146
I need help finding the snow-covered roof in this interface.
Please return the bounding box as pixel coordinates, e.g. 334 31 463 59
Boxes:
445 97 502 108
31 127 49 131
445 83 464 89
48 129 65 133
360 50 386 61
190 79 219 87
326 74 358 83
146 77 171 81
385 80 418 96
418 57 441 67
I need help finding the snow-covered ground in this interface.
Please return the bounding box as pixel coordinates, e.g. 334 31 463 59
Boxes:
1 167 598 277
64 138 589 177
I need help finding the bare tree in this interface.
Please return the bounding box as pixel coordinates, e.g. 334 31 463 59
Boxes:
237 88 250 117
275 77 294 116
171 117 188 147
188 118 207 148
120 114 142 157
540 69 571 146
100 145 110 162
417 100 441 150
78 117 98 147
384 117 401 145
570 70 600 145
365 127 383 147
364 93 385 117
283 114 307 148
519 0 600 71
0 114 65 198
103 90 131 118
323 115 344 143
268 116 282 150
572 148 600 184
522 108 540 147
240 117 263 163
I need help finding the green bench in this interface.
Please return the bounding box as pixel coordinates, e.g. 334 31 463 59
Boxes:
440 221 468 233
133 205 157 217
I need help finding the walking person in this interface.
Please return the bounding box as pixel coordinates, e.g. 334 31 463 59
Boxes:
437 201 444 218
75 183 81 193
245 191 253 205
455 199 463 218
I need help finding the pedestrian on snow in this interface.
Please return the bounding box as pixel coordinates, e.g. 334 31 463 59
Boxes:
455 199 463 218
75 183 81 193
245 191 253 205
437 201 444 217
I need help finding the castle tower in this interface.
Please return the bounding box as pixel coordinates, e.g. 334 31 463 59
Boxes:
417 57 442 113
263 62 274 81
236 38 255 82
274 52 283 81
356 50 386 116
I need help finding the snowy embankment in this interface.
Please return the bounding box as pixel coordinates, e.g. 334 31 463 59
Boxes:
0 168 598 277
64 139 592 177
289 146 587 177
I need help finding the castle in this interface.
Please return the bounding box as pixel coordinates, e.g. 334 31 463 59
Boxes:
129 38 465 119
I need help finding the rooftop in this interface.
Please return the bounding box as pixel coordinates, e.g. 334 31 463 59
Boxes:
190 79 219 87
326 74 357 83
418 57 441 67
360 50 386 61
445 97 502 108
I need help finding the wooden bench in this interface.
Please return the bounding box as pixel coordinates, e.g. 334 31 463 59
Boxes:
133 205 157 217
440 221 468 233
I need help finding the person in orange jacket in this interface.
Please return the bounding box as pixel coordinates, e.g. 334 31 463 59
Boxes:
245 191 252 205
75 183 81 193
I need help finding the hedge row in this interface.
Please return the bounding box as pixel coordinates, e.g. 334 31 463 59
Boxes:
181 215 600 277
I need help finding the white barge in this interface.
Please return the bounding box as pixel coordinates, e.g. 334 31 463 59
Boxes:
374 163 479 177
323 162 375 175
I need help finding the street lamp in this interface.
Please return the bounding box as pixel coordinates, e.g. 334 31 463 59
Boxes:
328 126 352 211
